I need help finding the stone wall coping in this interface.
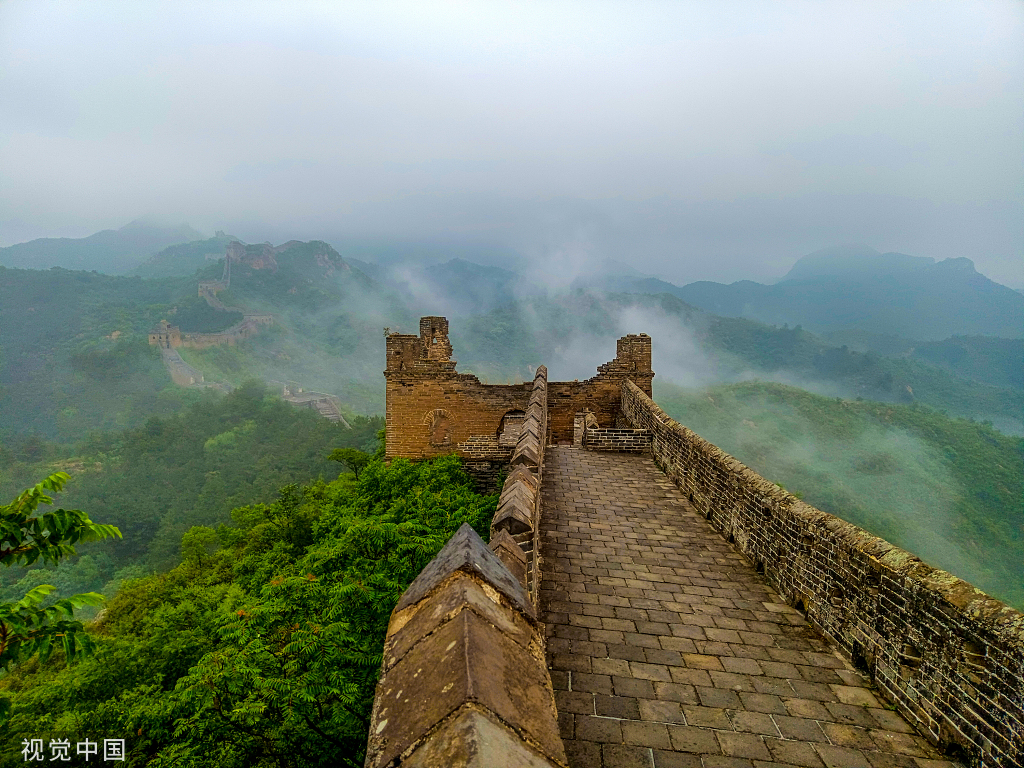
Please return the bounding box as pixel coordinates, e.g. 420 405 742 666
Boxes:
394 523 534 620
492 492 535 536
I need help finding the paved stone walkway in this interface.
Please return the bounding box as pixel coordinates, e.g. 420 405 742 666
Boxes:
539 447 961 768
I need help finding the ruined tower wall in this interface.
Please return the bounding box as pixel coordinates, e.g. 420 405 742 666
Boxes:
385 318 652 458
385 374 534 459
621 380 1023 767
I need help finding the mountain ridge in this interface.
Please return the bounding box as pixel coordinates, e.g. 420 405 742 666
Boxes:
0 219 205 274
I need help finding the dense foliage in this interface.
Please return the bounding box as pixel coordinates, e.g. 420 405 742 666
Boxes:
0 473 120 684
0 383 383 601
703 316 1024 430
0 454 497 767
132 234 239 279
170 294 243 333
655 380 1024 608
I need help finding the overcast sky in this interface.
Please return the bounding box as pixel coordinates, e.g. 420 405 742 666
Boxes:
1 1 1021 285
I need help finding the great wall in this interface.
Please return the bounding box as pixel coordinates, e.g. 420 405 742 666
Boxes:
364 316 1023 768
147 242 348 424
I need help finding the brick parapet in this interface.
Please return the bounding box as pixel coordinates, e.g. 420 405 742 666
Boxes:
582 427 652 453
621 379 1024 767
494 366 547 605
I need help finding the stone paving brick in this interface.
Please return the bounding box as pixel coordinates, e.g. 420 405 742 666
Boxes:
717 732 773 760
559 711 575 740
783 697 833 720
539 448 952 768
831 684 882 707
704 759 756 768
764 737 826 768
622 720 673 749
667 725 722 753
603 743 655 768
710 671 758 691
774 715 831 743
652 681 699 705
814 744 872 768
737 691 788 714
565 739 603 766
729 710 781 736
611 643 650 662
823 701 880 727
555 689 596 715
653 749 703 768
682 705 732 729
638 699 686 724
697 686 743 708
819 722 877 750
865 753 918 768
576 715 623 743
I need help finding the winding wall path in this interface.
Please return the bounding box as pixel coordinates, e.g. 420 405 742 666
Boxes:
540 446 961 768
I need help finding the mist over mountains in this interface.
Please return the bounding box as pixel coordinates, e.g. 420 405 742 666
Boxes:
2 225 1020 439
0 219 205 274
585 244 1024 341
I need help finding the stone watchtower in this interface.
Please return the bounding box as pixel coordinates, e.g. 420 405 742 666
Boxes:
384 317 656 461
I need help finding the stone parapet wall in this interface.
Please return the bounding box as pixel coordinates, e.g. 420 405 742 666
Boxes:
363 525 566 768
621 380 1023 767
365 368 565 767
160 348 204 386
583 427 652 453
493 366 547 604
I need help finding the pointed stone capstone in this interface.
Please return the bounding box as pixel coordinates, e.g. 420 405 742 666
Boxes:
394 523 534 619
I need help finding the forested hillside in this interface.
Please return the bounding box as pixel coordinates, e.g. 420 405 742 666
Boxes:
0 266 196 440
0 383 383 605
655 381 1024 608
0 453 496 767
0 220 204 274
132 233 241 278
661 245 1024 340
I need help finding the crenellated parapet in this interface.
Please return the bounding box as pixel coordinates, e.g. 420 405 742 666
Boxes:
365 363 565 767
491 366 547 602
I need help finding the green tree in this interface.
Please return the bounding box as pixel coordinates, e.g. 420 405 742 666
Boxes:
328 448 371 479
0 473 121 711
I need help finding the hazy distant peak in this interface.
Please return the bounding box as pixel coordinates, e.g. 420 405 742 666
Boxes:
595 258 652 278
119 216 204 236
428 258 519 280
934 256 977 273
0 219 208 274
780 244 935 283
